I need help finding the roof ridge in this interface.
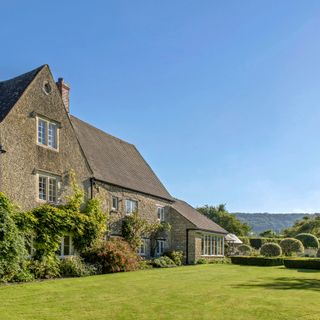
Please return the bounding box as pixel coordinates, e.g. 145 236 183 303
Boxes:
70 115 135 146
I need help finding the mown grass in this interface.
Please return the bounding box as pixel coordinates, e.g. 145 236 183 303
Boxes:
0 264 319 320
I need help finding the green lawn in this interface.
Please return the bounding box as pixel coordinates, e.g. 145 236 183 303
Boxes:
0 264 319 320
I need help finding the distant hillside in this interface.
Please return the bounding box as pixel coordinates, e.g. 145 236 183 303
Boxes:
232 213 319 234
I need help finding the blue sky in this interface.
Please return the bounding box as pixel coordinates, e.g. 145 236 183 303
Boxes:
1 1 320 212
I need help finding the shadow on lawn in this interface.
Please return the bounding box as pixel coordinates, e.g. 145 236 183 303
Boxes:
234 277 320 291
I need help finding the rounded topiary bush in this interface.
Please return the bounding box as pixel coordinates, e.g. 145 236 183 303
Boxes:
280 238 304 256
317 248 320 258
295 233 319 249
238 244 252 255
260 242 282 257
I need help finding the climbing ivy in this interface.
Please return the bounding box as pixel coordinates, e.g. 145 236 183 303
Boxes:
19 171 107 260
122 211 171 256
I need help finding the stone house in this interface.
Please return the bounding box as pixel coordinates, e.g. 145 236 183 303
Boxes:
0 65 227 263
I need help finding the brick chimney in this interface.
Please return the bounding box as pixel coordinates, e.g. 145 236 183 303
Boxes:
56 78 70 113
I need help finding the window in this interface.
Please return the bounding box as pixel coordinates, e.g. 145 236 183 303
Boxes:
57 236 74 257
156 240 165 256
138 238 148 256
112 196 119 211
125 199 138 215
201 234 224 256
157 206 165 222
38 174 58 203
43 81 52 95
37 117 59 150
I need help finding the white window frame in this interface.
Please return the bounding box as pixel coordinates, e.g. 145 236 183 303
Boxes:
111 196 119 211
125 199 138 215
36 116 59 151
37 173 59 203
138 238 148 257
201 234 224 257
59 236 74 257
157 206 165 222
156 239 165 256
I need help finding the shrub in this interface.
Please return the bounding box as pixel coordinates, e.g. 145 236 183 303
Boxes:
164 251 183 266
280 238 304 256
295 233 319 249
0 194 28 282
231 256 284 266
151 256 176 268
239 237 250 245
28 255 61 279
317 248 320 258
249 238 266 249
208 257 231 264
284 258 320 270
260 243 282 257
82 237 140 273
60 256 97 277
138 259 153 270
196 258 207 265
238 244 252 255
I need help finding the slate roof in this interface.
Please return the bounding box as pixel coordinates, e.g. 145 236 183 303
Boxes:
71 116 173 201
0 65 44 122
172 199 228 234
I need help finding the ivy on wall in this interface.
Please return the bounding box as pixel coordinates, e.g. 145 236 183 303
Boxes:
122 211 171 256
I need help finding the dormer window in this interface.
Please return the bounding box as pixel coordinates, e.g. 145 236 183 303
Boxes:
37 117 59 150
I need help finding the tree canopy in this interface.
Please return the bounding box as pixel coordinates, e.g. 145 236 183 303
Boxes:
197 204 251 236
283 215 320 238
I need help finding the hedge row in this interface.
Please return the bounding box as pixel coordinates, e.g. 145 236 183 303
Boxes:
230 256 284 266
239 237 282 249
284 258 320 270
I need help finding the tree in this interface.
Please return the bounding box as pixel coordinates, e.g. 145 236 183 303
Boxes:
283 215 320 238
197 204 251 236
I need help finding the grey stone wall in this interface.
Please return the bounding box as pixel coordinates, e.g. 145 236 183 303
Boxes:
0 66 92 210
92 180 172 258
168 207 195 263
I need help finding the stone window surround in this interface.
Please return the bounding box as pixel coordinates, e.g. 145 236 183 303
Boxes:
111 196 119 211
156 239 166 256
138 238 149 257
36 170 61 204
156 205 165 222
58 235 74 257
125 199 138 215
36 115 60 152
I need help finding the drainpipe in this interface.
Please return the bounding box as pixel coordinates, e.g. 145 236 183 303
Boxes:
90 177 94 199
186 229 190 265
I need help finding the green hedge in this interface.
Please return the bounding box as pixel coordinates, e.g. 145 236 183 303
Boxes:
231 256 284 266
248 237 282 249
284 258 320 270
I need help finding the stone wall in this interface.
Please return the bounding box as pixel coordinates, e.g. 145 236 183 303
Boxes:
0 66 92 210
168 207 195 263
92 180 172 258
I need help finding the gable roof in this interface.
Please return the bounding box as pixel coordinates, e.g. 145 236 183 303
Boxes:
0 65 45 122
70 116 173 201
172 199 228 234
